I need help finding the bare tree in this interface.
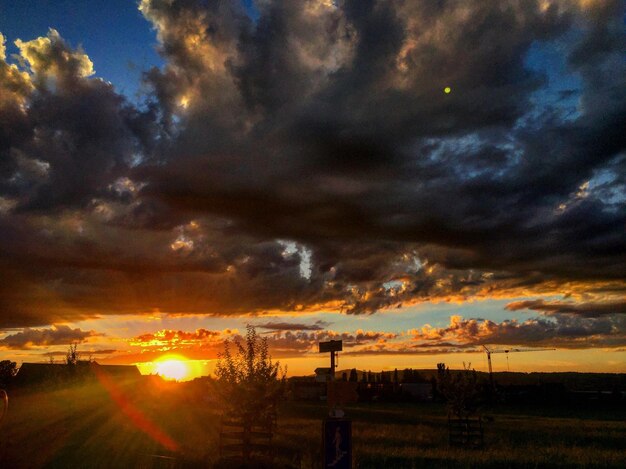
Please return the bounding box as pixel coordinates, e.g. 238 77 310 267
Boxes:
66 343 80 366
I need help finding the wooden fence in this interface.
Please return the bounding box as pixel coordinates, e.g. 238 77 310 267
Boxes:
448 416 484 448
219 416 275 463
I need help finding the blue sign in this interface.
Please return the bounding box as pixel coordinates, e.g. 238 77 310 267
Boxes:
323 418 351 469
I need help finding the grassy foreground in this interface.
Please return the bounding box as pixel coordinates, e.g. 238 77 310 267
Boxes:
1 381 625 468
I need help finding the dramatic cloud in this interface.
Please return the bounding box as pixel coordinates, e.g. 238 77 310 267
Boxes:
0 28 159 211
0 0 624 336
134 0 626 315
410 314 626 350
126 326 397 359
0 325 100 349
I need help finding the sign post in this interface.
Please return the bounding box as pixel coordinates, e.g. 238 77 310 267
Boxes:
319 340 343 379
323 417 352 469
319 339 353 468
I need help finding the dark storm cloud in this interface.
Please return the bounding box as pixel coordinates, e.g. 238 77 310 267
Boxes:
0 325 100 349
506 299 626 317
138 0 625 280
0 1 624 331
0 29 161 211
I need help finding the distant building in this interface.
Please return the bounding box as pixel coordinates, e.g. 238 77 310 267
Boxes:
13 361 141 388
314 367 333 383
91 363 141 381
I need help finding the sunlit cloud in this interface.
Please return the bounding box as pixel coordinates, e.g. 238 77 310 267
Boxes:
15 28 94 79
409 314 626 350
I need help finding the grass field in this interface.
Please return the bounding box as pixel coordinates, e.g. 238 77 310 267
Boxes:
1 381 625 468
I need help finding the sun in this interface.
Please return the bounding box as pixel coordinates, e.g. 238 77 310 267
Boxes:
154 355 190 381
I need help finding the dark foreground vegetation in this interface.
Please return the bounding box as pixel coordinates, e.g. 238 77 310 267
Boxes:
1 377 625 468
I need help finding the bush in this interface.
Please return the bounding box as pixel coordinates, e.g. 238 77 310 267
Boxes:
215 326 286 427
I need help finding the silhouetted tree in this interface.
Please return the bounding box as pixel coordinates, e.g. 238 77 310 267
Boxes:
437 362 482 418
393 368 399 385
215 325 285 427
0 360 17 388
349 368 358 382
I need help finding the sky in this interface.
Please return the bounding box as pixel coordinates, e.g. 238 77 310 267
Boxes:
0 0 624 379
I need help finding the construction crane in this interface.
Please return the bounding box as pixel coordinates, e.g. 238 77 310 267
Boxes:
482 345 555 390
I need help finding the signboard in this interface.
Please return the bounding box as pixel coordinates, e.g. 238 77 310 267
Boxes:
319 340 343 353
323 418 352 469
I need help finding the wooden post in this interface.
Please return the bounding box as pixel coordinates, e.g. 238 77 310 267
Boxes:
0 390 7 425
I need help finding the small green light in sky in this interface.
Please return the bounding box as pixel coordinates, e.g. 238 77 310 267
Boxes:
444 86 452 94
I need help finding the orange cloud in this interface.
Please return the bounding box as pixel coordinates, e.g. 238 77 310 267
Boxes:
130 328 223 347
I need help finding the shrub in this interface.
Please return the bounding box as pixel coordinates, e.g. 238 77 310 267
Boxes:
215 326 286 427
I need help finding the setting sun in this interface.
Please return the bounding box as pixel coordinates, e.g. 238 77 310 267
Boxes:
154 355 190 381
